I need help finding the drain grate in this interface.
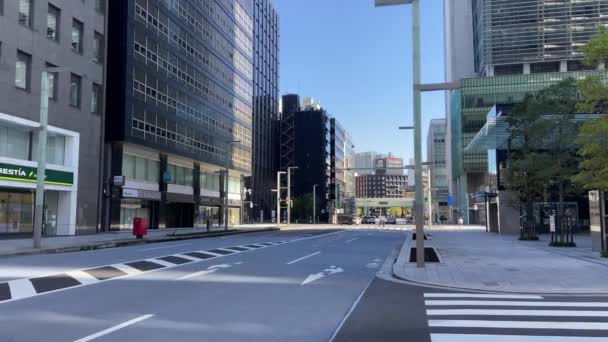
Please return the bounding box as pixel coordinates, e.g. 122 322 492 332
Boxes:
411 233 428 240
409 247 440 263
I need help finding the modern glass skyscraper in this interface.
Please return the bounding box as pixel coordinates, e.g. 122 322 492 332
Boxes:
105 0 253 230
250 0 279 222
472 0 608 77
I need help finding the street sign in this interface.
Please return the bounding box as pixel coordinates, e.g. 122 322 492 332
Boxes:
447 195 453 207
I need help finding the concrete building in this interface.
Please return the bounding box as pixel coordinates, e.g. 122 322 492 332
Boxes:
0 0 107 235
375 153 404 176
356 174 408 199
250 0 279 223
354 151 378 175
104 0 253 230
427 118 449 221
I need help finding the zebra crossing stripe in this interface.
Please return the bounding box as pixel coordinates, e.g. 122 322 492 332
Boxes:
429 320 608 330
425 300 608 307
65 270 99 285
431 334 608 342
8 279 37 300
424 293 543 299
427 309 608 317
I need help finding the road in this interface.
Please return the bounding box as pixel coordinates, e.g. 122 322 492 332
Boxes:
3 226 608 342
0 227 405 342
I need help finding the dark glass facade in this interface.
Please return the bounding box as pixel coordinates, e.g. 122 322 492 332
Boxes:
250 0 279 222
105 0 253 229
330 118 345 209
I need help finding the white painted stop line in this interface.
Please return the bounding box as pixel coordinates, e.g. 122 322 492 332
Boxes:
429 320 608 330
431 334 608 342
74 314 154 342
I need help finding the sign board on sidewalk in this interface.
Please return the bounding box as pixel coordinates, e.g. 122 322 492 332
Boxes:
550 215 556 233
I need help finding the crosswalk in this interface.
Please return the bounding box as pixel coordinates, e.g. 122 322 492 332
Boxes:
347 226 409 231
424 292 608 341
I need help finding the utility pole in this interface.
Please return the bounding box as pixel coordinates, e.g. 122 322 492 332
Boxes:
313 184 318 224
276 171 286 225
287 166 298 226
428 168 433 229
33 71 50 249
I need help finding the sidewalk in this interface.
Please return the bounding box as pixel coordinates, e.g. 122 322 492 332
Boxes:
0 224 277 257
393 226 608 294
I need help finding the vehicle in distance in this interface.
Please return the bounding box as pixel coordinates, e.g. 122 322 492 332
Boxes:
386 216 396 224
361 216 376 224
338 214 354 225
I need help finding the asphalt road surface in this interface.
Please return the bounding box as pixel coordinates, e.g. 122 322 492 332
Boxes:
0 228 404 342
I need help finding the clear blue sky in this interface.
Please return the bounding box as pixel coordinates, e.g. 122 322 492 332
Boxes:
273 0 446 162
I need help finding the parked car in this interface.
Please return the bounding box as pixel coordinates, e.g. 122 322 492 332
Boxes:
396 218 407 225
362 216 376 224
386 216 397 224
337 214 354 225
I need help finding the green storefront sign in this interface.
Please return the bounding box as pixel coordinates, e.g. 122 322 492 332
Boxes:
0 162 74 186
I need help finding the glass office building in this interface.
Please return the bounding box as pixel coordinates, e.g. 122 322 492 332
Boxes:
472 0 608 76
105 0 253 230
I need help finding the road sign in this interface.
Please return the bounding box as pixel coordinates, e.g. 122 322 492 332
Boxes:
447 195 453 207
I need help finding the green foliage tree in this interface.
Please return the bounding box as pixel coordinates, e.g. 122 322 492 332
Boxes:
291 193 314 223
505 79 581 241
572 116 608 191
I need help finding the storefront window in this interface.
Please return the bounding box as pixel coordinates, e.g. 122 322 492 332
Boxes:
119 199 150 230
123 154 159 182
200 170 220 191
228 176 241 194
0 123 30 160
168 164 193 187
0 190 33 234
32 134 65 165
228 207 240 226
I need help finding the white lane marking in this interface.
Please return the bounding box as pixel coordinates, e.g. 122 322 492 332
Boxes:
235 246 253 250
234 261 244 265
328 275 376 342
428 320 608 330
345 238 358 243
199 250 223 257
424 293 543 300
8 279 36 300
430 334 608 342
111 263 143 276
207 264 231 270
427 309 608 317
301 266 344 285
177 269 217 280
286 252 321 265
66 270 99 286
175 254 200 262
73 314 154 342
137 243 191 252
216 248 243 253
425 300 608 307
146 258 175 268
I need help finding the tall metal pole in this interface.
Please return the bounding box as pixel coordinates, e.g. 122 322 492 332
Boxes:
313 184 318 224
276 171 285 225
428 168 433 229
412 0 425 267
224 162 229 231
287 168 291 226
33 71 50 248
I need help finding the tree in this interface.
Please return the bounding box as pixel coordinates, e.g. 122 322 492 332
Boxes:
572 116 608 191
581 27 608 68
505 79 581 241
291 193 315 223
576 27 608 114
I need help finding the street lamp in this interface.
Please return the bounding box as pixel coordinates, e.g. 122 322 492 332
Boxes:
287 166 299 226
33 67 70 249
274 171 286 225
313 184 318 224
222 140 240 231
377 0 425 267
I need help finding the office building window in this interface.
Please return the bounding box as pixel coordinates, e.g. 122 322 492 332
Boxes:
46 63 58 100
71 19 83 53
18 0 32 28
15 51 31 90
69 73 82 108
168 164 193 187
47 4 60 41
95 0 105 14
122 154 159 182
93 32 104 63
91 83 101 113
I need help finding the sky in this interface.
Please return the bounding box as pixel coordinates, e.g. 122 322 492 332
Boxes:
272 0 446 162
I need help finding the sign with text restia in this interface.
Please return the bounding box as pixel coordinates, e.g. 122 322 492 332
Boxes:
0 162 74 186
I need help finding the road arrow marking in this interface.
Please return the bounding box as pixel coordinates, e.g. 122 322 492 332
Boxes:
301 266 344 285
301 273 326 285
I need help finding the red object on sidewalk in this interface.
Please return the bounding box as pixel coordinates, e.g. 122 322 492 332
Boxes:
133 217 148 239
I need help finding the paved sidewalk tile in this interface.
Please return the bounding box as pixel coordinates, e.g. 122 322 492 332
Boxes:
394 226 608 293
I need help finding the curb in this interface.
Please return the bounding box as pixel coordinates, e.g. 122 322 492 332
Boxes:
0 227 279 258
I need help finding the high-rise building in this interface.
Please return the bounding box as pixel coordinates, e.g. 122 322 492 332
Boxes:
472 0 608 77
250 0 279 222
104 0 253 230
427 119 449 221
330 118 355 215
282 96 330 222
0 0 108 235
343 131 356 214
356 174 408 199
375 154 404 176
354 152 378 175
